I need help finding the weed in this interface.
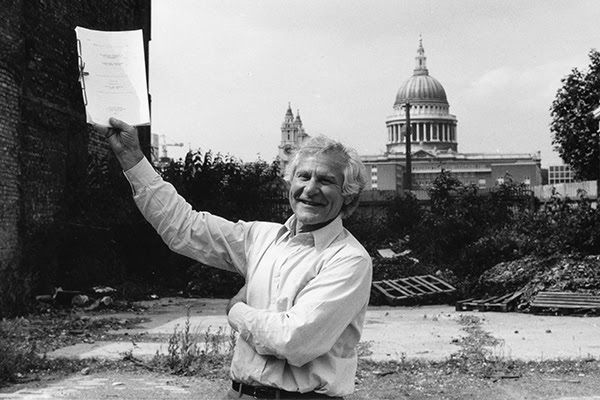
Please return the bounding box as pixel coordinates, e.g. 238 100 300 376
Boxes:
149 307 237 377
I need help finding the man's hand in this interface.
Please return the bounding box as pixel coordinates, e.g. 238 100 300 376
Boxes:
226 285 247 315
92 118 144 171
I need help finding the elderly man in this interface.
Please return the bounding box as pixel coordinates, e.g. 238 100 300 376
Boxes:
96 118 372 399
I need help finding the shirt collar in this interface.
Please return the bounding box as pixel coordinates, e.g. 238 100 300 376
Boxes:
282 215 344 251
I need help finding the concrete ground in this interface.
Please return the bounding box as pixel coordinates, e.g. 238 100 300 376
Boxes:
47 298 600 363
2 298 600 399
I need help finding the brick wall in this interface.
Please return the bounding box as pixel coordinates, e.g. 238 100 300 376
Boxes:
0 0 151 316
0 0 24 311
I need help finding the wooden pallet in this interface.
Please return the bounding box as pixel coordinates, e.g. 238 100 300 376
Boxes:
456 290 523 312
372 275 456 305
529 291 600 312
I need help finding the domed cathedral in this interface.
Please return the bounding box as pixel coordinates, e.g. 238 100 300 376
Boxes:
278 103 310 174
362 38 542 193
387 38 458 154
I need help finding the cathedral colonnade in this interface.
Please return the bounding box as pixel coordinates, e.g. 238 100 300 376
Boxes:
387 121 457 143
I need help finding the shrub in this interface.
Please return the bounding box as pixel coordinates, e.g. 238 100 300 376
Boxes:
0 319 42 386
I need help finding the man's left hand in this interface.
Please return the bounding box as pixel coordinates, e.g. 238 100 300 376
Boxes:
226 285 247 315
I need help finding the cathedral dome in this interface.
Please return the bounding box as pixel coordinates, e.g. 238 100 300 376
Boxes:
393 39 448 107
395 74 447 105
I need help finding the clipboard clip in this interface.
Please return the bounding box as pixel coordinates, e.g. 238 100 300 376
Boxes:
76 38 88 106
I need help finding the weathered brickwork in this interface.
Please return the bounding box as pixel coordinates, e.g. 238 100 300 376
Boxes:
0 0 151 316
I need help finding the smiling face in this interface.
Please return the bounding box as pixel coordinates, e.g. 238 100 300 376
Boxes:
289 153 349 233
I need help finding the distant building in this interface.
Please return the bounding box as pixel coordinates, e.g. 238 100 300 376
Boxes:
361 39 542 192
278 103 310 174
548 164 575 185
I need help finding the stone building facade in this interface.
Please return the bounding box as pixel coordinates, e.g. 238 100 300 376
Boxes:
362 39 542 192
278 103 309 174
0 0 151 315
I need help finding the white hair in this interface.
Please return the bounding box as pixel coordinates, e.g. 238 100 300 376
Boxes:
284 135 367 218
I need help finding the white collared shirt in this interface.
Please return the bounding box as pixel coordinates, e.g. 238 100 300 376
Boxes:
124 158 372 396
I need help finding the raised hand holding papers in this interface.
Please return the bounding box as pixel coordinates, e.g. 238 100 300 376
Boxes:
75 27 150 127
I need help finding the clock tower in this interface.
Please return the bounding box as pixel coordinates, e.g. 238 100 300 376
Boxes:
278 103 309 174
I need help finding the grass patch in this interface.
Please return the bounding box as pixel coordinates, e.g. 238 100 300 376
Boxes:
0 311 147 387
0 319 42 385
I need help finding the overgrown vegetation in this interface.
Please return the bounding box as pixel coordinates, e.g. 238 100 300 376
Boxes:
348 170 599 297
11 145 600 316
161 149 288 223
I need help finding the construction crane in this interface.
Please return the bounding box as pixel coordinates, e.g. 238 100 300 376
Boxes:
160 134 184 159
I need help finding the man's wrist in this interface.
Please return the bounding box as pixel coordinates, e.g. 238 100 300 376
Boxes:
226 297 245 315
117 150 145 171
227 302 247 333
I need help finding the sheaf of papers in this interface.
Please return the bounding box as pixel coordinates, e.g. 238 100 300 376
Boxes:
75 27 150 127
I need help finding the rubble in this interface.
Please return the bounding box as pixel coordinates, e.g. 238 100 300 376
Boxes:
71 295 89 307
35 286 122 312
93 286 117 294
475 254 600 313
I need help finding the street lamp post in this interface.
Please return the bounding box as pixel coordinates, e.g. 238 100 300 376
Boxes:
404 102 412 193
592 105 600 200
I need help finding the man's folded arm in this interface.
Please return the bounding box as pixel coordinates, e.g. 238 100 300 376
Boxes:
228 253 372 366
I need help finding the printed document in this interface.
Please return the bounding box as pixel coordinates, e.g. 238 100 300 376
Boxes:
75 27 150 126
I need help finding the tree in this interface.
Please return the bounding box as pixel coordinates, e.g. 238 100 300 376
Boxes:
550 49 600 180
160 149 288 222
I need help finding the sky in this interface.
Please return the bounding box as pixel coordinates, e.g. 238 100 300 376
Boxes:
149 0 600 167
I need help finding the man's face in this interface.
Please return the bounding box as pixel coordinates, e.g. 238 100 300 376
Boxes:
289 153 348 232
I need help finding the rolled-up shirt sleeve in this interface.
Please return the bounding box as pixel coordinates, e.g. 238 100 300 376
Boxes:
228 252 371 367
123 157 248 275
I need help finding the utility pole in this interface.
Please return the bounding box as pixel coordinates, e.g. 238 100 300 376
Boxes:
404 102 412 193
593 105 600 201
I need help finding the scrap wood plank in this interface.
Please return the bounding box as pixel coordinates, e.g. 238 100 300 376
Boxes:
384 280 418 297
456 290 523 312
533 292 600 301
390 278 428 295
456 295 499 311
411 276 442 292
377 248 398 259
372 274 456 305
417 275 457 292
482 291 523 312
530 291 600 311
372 281 410 300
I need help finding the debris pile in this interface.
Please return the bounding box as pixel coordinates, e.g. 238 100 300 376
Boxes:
36 286 122 311
476 254 600 310
519 254 600 304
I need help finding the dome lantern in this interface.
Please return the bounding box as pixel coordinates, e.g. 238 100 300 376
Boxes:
414 36 428 76
394 39 448 107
